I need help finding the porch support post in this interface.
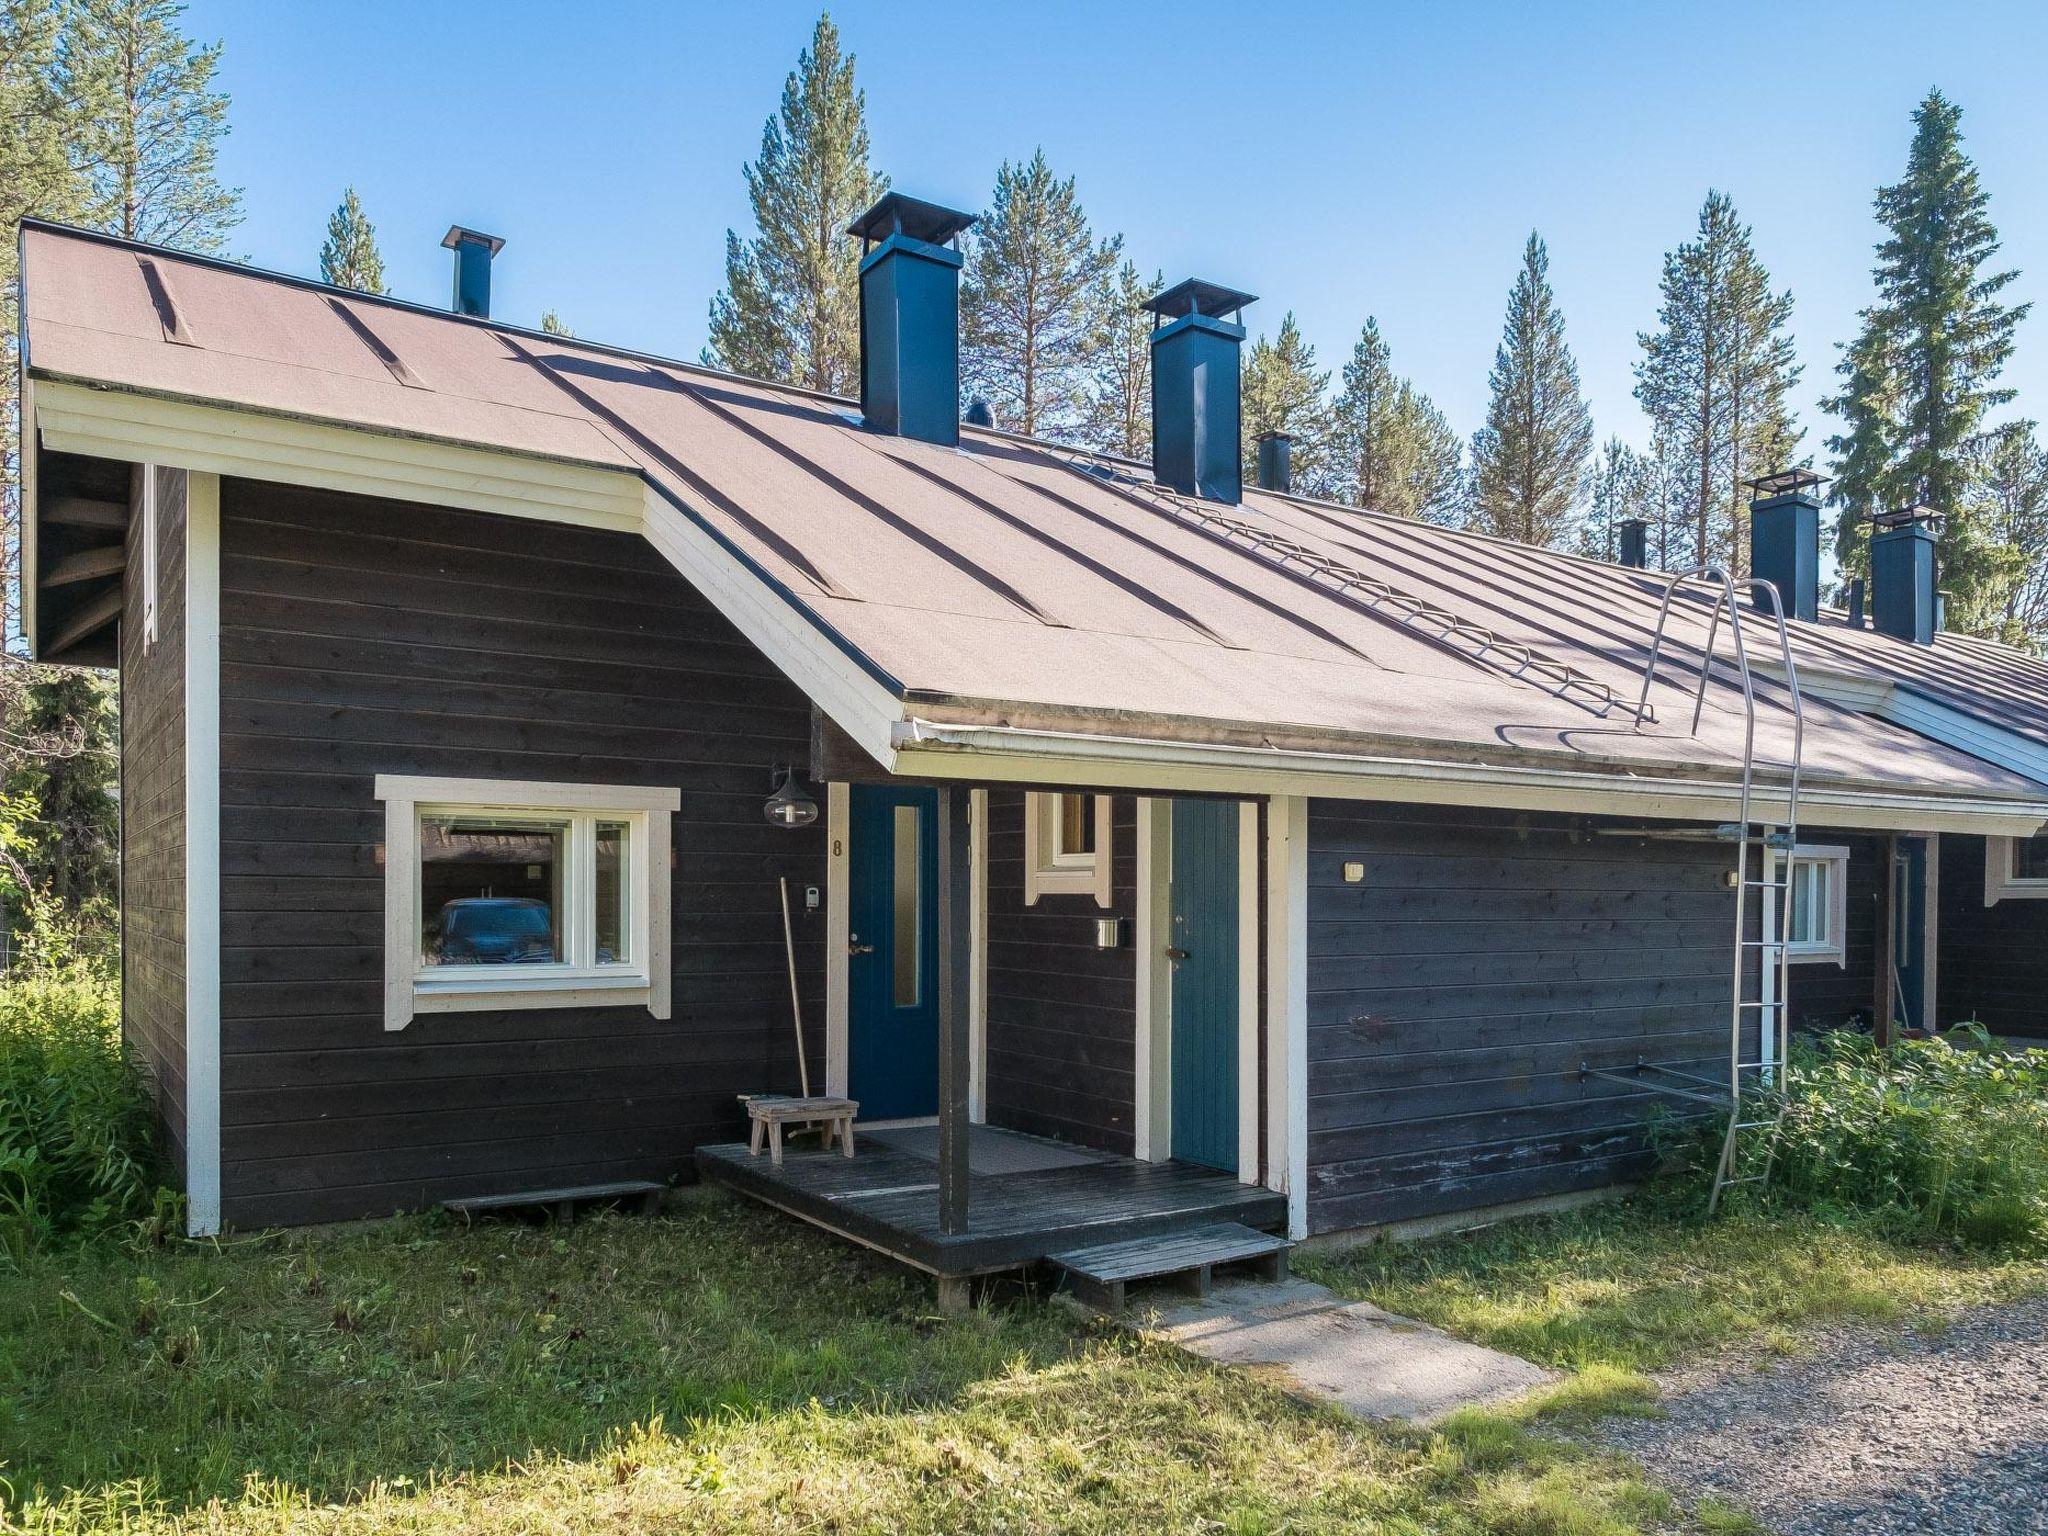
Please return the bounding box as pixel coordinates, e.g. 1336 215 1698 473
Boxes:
937 783 973 1235
1875 835 1897 1048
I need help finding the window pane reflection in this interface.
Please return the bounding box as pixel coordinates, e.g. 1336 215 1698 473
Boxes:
421 817 565 965
595 820 628 965
892 804 920 1007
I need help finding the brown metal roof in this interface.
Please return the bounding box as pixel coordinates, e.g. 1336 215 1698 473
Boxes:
19 221 2045 807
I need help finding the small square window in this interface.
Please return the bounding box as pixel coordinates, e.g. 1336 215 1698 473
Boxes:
1024 792 1112 907
376 776 677 1030
1985 833 2048 905
1777 845 1848 965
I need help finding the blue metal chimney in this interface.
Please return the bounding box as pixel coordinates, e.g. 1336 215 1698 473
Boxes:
849 192 977 447
1255 431 1292 494
1870 506 1941 644
441 226 504 319
1145 279 1256 503
1747 469 1824 622
1618 517 1649 569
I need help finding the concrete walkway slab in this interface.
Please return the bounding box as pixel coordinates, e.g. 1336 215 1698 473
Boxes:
1142 1276 1555 1424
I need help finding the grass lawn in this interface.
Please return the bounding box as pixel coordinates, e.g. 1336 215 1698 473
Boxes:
2 1189 1723 1536
1296 1197 2048 1374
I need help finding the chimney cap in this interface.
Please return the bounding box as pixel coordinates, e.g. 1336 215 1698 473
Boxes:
848 192 976 248
1255 429 1293 444
1747 467 1827 500
441 225 505 256
1143 278 1257 323
1873 504 1944 533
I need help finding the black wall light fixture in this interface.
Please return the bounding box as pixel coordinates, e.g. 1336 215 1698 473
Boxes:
763 765 820 829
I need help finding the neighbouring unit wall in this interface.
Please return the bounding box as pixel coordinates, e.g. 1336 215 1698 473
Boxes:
1939 836 2048 1039
1303 801 1745 1233
121 465 190 1181
1784 833 1886 1033
215 479 827 1227
981 792 1137 1154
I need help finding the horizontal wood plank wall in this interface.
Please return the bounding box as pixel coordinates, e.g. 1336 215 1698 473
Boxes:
982 792 1136 1154
122 466 190 1178
215 480 826 1227
1784 834 1884 1031
1304 802 1744 1233
1938 835 2048 1038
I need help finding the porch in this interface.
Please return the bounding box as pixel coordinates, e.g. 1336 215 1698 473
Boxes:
697 1124 1285 1283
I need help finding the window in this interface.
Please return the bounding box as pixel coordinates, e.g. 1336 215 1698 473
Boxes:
1985 833 2048 905
375 775 677 1030
1023 792 1113 906
1774 844 1849 965
140 464 159 652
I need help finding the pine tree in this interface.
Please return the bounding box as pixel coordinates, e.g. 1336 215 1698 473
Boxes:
1333 317 1461 523
1083 259 1157 460
1576 438 1654 562
318 187 385 294
960 149 1120 440
1635 191 1800 572
1241 314 1333 494
1966 422 2048 649
705 12 882 395
1826 89 2028 601
65 0 239 250
540 310 572 337
1469 233 1592 546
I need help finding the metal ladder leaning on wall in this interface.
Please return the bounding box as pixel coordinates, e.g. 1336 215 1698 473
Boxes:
1580 566 1807 1214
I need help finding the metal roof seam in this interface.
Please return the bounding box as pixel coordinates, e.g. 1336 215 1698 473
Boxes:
134 255 196 347
323 296 428 390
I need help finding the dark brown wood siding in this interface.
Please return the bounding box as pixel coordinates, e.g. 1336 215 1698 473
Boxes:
1938 835 2048 1038
1784 834 1885 1032
215 480 826 1228
121 466 189 1177
982 791 1136 1154
1304 801 1746 1233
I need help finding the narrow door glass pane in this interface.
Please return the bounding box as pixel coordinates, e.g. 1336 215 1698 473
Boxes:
595 820 628 965
1058 794 1095 857
420 816 565 965
892 804 921 1006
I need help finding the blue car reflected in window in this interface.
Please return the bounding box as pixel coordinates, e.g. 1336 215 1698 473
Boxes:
432 897 557 964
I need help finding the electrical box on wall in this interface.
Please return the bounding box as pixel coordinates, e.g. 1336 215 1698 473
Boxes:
1094 917 1131 950
1342 862 1365 883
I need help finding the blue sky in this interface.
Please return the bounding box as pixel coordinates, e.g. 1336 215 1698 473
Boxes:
187 0 2048 461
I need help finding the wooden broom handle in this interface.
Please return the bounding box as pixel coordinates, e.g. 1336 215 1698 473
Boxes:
779 876 810 1098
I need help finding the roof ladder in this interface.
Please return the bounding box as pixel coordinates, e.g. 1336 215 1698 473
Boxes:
1579 565 1806 1215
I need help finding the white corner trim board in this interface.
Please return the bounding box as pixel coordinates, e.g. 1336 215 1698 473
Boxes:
1264 795 1310 1241
184 470 222 1238
373 775 678 1032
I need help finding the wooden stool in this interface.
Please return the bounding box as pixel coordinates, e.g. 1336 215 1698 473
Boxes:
742 1095 858 1166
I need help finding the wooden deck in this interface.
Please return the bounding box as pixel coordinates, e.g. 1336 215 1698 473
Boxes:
697 1129 1286 1279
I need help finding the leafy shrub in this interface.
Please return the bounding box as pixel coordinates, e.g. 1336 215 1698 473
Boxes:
0 906 153 1253
1700 1028 2048 1252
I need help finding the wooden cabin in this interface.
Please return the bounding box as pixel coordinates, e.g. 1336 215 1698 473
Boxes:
20 198 2048 1302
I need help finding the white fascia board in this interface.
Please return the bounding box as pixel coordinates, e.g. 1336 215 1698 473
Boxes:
891 719 2048 837
33 378 645 533
1876 688 2048 788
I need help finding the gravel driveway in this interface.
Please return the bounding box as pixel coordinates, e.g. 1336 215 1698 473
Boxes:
1591 1291 2048 1535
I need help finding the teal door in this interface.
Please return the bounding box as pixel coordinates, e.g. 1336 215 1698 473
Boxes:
1169 799 1240 1172
1892 837 1928 1032
848 785 940 1120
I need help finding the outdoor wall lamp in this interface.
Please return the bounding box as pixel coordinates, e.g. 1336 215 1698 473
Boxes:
763 765 820 829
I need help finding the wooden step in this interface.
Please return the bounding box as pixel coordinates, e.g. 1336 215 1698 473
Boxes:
1050 1220 1291 1313
445 1179 665 1225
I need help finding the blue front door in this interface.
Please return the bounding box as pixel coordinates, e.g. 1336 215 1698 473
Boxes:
848 785 940 1120
1170 799 1240 1172
1893 836 1928 1032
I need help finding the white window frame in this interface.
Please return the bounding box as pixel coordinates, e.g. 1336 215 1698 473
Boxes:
1768 843 1850 967
140 463 159 651
1984 834 2048 905
1023 791 1113 907
375 775 677 1031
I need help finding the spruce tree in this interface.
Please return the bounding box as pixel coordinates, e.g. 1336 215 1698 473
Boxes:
1084 259 1158 460
1469 233 1592 547
1966 422 2048 648
960 149 1119 440
1241 314 1332 494
65 0 239 250
1635 191 1800 572
705 12 881 394
1826 89 2028 602
1334 317 1461 523
318 187 385 293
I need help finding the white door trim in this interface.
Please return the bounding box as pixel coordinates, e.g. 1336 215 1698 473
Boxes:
1133 798 1173 1162
1235 801 1261 1185
1264 794 1310 1240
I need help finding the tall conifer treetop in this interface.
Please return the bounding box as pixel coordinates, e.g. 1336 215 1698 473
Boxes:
1241 314 1333 495
319 187 385 294
705 12 882 396
1826 87 2028 603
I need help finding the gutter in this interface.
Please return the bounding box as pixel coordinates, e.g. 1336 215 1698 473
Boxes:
890 717 2048 837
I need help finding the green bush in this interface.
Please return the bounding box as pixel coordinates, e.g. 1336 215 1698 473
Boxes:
0 911 153 1253
1707 1028 2048 1252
